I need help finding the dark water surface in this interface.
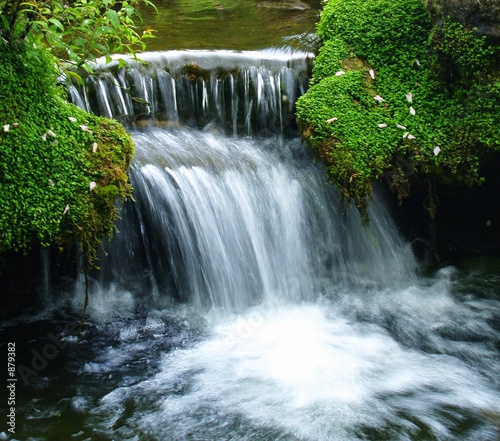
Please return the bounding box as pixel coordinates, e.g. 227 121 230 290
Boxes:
137 0 321 50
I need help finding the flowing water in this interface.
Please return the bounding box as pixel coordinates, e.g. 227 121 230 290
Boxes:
1 11 500 441
135 0 320 51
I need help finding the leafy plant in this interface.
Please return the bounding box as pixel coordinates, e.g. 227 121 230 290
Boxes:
0 0 156 81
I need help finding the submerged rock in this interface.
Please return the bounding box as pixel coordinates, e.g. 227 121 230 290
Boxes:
257 0 311 11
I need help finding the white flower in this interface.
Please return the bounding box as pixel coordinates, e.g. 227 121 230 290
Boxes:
63 204 70 215
397 124 407 130
406 92 413 103
47 130 56 138
80 125 92 133
89 181 97 191
378 123 387 128
409 106 416 116
374 95 384 103
48 179 55 186
41 133 47 141
12 123 19 128
92 142 98 153
415 59 421 66
3 124 10 132
68 117 77 122
326 117 338 124
403 132 409 139
369 69 375 80
335 70 345 76
407 134 416 140
433 146 441 156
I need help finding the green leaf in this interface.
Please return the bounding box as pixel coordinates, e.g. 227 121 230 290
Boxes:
117 58 128 69
106 9 120 30
65 69 85 86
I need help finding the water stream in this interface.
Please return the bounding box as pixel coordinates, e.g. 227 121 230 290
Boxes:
1 21 499 441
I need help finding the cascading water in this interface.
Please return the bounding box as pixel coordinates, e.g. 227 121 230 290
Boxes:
2 49 499 440
67 49 311 137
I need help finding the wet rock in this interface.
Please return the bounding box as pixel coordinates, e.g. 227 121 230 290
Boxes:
423 0 500 41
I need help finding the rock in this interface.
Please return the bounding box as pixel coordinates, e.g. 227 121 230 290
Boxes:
257 0 311 11
422 0 500 41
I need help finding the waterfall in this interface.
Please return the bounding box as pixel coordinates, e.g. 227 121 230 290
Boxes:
68 49 312 137
90 129 417 314
15 49 497 441
67 49 418 315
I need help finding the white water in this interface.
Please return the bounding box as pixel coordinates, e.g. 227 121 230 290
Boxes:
74 128 500 441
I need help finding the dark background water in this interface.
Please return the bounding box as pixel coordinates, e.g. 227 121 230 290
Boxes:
137 0 321 50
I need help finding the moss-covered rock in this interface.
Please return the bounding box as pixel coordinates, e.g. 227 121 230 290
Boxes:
0 41 134 266
296 0 500 214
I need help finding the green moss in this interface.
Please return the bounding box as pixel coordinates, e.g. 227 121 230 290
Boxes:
309 38 350 85
0 41 134 266
297 0 500 213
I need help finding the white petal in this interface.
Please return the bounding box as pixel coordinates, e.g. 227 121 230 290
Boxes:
378 123 388 128
12 123 19 128
397 124 407 130
406 92 413 103
433 146 441 156
89 181 97 191
374 95 384 103
92 142 98 153
407 134 416 140
80 125 91 133
335 70 345 76
63 204 70 215
3 124 10 132
403 132 409 139
47 130 56 138
369 69 375 79
416 59 421 66
326 117 338 124
409 106 416 115
41 133 47 141
68 117 77 122
48 179 55 186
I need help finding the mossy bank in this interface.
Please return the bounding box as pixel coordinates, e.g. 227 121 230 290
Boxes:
296 0 500 258
0 41 134 270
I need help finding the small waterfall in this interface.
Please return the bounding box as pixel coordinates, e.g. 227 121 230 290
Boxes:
67 49 312 137
92 129 416 314
53 46 495 441
7 48 499 441
68 49 417 316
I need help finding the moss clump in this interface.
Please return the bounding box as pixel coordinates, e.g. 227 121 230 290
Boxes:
296 0 500 214
0 41 134 266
